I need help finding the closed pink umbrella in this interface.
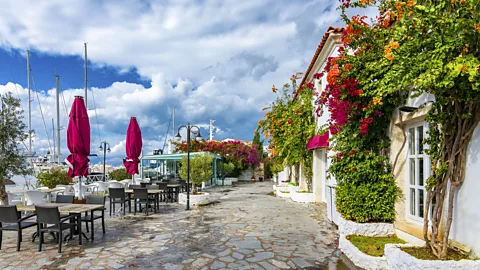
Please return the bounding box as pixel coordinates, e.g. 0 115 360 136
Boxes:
123 117 142 183
65 96 90 199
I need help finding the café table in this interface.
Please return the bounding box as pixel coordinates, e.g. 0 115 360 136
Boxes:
125 189 164 211
17 203 105 244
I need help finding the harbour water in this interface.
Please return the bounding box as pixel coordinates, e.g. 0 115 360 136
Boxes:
5 175 37 191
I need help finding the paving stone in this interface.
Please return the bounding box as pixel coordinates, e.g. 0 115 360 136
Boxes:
219 256 235 263
163 263 184 270
227 239 262 249
270 259 290 269
232 252 244 260
259 261 277 270
246 252 274 262
292 257 313 268
217 249 231 257
190 258 212 269
211 261 226 269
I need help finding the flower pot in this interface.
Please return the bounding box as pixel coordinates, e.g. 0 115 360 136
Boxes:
178 192 210 206
251 177 256 182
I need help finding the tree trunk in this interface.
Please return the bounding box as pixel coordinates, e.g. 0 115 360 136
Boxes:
0 180 8 205
424 100 480 259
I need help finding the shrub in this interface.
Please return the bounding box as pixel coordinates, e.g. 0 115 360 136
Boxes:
109 168 129 180
335 178 400 223
179 153 213 192
287 182 296 186
224 162 235 177
36 168 71 189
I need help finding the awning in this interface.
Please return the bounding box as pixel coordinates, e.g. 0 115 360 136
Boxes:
307 131 329 150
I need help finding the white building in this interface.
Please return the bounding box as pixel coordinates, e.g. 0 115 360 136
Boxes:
300 26 480 256
298 26 344 223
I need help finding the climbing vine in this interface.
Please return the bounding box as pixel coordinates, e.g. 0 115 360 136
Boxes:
337 0 480 259
258 77 316 189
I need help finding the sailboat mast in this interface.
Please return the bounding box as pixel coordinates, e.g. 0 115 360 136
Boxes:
84 43 88 109
27 50 32 154
56 75 60 164
52 118 55 162
172 107 175 138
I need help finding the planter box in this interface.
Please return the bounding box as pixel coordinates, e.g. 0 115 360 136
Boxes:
339 235 388 270
338 217 394 237
226 177 238 183
273 185 289 192
216 178 233 186
384 244 480 270
288 186 315 203
178 192 210 206
276 190 291 198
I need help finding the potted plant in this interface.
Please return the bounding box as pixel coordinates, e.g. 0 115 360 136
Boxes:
178 153 212 205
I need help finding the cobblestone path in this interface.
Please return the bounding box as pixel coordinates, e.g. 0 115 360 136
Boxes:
0 181 357 269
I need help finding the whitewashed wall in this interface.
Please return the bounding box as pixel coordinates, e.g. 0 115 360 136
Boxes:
451 125 480 256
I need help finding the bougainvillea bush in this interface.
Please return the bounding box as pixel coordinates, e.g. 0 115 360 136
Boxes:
173 140 261 175
334 0 480 259
258 77 316 189
316 44 401 223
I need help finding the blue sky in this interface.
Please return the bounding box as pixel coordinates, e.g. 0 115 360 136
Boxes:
0 0 373 165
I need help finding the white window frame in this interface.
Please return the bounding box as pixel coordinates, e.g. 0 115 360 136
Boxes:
406 122 430 224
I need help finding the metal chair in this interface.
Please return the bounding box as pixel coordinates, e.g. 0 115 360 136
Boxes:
81 196 106 241
7 192 22 205
55 195 75 204
35 206 78 253
156 183 168 202
108 188 130 216
0 205 37 251
133 188 156 216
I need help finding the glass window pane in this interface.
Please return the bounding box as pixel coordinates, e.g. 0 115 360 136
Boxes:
419 189 424 218
419 158 424 186
410 188 416 215
410 159 416 185
418 126 424 154
409 128 416 155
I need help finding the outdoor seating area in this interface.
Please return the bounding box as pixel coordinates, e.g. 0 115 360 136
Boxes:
0 197 106 253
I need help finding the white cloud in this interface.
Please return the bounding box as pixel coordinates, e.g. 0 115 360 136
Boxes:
0 0 377 165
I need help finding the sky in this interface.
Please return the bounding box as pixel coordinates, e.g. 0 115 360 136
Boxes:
0 0 374 165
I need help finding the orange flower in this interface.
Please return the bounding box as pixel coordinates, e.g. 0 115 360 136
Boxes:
460 65 468 72
385 53 394 61
360 0 374 4
475 22 480 33
272 85 278 93
406 0 415 8
357 90 364 95
327 64 341 84
390 41 400 49
372 97 383 105
343 63 353 72
396 2 403 11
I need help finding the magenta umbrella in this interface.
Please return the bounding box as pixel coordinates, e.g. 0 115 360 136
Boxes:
65 96 90 199
123 117 142 183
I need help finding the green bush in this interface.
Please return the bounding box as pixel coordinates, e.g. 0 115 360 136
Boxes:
37 168 71 188
287 182 297 186
335 177 400 223
224 162 235 177
179 154 213 192
109 168 129 180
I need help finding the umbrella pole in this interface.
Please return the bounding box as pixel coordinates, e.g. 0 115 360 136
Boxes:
78 176 83 200
131 174 134 186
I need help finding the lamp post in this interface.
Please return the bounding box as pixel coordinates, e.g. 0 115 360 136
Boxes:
99 141 111 182
175 123 202 210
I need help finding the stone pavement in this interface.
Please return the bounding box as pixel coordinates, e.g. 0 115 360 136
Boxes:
0 181 357 269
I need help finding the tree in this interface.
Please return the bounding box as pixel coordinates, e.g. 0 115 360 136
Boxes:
109 168 130 180
338 0 480 259
223 162 235 177
179 153 213 193
37 168 71 189
0 93 32 205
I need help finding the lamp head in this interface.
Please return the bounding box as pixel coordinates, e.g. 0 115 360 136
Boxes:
195 131 202 141
99 145 103 152
175 131 182 141
107 147 111 153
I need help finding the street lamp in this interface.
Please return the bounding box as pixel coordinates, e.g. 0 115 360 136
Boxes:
175 123 202 210
99 141 111 182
